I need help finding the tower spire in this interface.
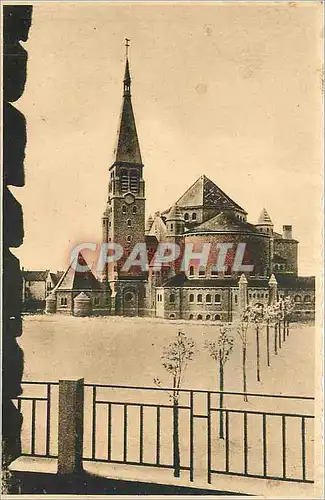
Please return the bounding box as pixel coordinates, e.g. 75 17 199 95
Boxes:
124 38 131 96
113 40 142 165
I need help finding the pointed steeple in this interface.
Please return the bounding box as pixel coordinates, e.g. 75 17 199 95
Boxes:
257 208 273 226
113 48 142 165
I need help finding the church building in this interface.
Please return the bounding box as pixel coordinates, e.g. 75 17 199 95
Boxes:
46 48 315 321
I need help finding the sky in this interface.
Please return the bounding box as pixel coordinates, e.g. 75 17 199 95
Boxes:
11 1 323 275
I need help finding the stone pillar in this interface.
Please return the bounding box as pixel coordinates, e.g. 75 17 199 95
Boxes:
238 273 248 311
268 274 278 305
58 378 84 475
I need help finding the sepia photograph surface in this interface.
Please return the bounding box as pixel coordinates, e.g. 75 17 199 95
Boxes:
2 1 323 497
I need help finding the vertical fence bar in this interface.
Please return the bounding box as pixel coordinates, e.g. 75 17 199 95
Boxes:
92 386 97 460
262 413 267 477
156 406 160 466
225 410 230 473
282 415 287 479
301 417 306 481
207 392 211 484
123 404 128 462
139 405 144 464
189 391 194 482
107 403 112 461
46 383 51 456
31 399 36 455
243 412 248 475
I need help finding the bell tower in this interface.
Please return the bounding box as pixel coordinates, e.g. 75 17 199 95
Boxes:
102 41 146 315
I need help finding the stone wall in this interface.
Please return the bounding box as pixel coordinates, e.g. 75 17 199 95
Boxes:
2 3 33 476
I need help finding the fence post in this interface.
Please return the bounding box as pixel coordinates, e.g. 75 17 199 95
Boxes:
57 378 84 475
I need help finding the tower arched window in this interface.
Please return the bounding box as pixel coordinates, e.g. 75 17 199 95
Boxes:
132 206 137 215
121 170 128 192
126 235 132 243
170 293 175 303
170 223 174 231
197 294 202 303
127 219 132 227
304 295 311 303
206 294 211 303
189 266 194 277
294 295 302 303
215 294 221 303
192 212 197 221
122 205 127 214
184 213 189 221
189 293 194 303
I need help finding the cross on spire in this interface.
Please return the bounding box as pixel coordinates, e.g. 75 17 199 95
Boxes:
125 38 130 58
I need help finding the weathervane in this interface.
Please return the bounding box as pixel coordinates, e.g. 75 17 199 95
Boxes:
125 38 130 58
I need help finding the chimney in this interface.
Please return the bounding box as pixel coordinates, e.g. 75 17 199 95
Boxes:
283 225 292 239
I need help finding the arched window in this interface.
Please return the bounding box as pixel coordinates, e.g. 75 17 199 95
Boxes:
170 293 175 303
206 314 211 320
206 294 211 303
189 266 194 277
189 314 194 320
197 294 202 303
184 213 189 221
303 295 311 303
170 223 174 231
215 314 221 321
198 266 205 277
127 219 132 227
169 313 176 319
253 293 256 298
125 292 133 302
189 293 194 303
126 235 132 243
122 205 127 214
132 206 137 214
192 212 197 221
60 297 67 306
121 170 128 192
94 297 100 306
294 295 302 303
215 294 221 303
211 266 218 276
197 314 202 320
